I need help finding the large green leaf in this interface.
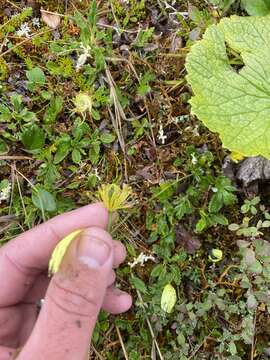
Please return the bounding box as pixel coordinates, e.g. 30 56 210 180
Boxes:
186 16 270 159
242 0 270 16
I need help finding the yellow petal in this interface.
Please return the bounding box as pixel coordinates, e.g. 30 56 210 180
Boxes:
48 230 82 275
208 248 223 263
97 183 132 211
161 284 177 313
230 151 245 163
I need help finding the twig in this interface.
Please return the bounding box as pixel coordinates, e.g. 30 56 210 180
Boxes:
13 164 27 221
0 29 52 58
136 289 164 360
115 325 129 360
251 312 256 360
0 155 32 161
187 334 216 360
218 265 239 283
40 9 67 18
5 0 21 10
90 345 104 360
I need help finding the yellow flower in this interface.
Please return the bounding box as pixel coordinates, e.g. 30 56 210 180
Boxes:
73 92 92 114
208 248 223 263
97 183 132 212
49 229 82 275
161 284 177 313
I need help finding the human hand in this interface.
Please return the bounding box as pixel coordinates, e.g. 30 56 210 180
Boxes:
0 203 132 360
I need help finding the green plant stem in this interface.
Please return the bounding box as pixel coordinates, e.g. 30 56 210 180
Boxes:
108 211 114 232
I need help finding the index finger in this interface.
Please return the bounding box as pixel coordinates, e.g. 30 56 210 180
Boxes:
0 202 108 307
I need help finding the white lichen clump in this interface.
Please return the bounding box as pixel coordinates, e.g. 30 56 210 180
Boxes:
16 22 31 38
158 124 167 144
128 252 155 268
76 44 92 71
0 182 11 203
32 17 40 28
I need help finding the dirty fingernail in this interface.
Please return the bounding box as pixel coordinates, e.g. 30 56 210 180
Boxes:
77 234 111 268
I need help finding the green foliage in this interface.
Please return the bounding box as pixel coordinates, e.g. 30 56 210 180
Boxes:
229 199 270 237
111 0 146 26
0 7 32 39
0 58 9 80
137 72 155 96
26 67 46 92
186 16 270 158
3 2 270 359
32 186 56 213
242 0 270 15
133 28 154 48
21 124 45 150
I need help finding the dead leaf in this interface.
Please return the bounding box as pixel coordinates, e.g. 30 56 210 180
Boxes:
175 225 201 254
41 9 60 29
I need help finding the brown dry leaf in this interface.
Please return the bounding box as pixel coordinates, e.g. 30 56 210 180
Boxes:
41 9 61 29
175 225 201 254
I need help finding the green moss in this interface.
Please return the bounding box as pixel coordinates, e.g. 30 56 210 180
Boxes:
0 8 32 40
34 0 64 12
32 28 52 48
111 0 146 25
0 58 9 80
46 57 74 78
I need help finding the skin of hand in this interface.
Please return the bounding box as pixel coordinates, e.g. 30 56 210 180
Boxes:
0 203 132 360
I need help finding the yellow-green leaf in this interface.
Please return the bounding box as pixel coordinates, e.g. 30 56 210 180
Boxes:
186 16 270 159
209 248 223 263
161 284 177 313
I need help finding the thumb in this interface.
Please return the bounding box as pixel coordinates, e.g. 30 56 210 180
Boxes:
19 227 113 360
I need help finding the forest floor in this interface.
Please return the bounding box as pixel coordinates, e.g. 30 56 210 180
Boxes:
1 1 270 359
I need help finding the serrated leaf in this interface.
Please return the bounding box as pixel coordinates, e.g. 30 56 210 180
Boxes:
186 16 270 159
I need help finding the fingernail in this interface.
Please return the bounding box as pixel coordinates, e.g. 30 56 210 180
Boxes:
77 234 111 268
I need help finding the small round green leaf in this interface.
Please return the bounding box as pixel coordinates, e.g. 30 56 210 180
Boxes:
32 187 56 212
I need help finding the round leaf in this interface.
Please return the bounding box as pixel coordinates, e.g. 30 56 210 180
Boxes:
32 187 56 212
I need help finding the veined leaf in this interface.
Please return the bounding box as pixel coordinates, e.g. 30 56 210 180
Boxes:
161 284 177 313
186 16 270 159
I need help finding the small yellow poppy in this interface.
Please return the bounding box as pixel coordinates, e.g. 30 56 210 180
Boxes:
97 183 133 212
73 93 92 114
